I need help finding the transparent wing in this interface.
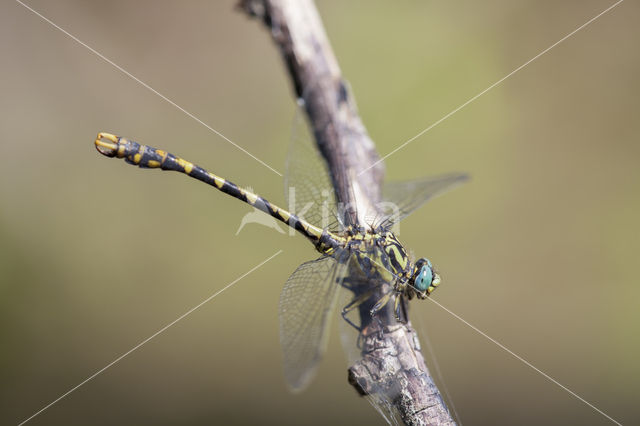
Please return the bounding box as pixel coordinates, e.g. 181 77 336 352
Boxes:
279 250 350 391
414 307 462 424
284 102 343 232
365 394 403 426
337 275 403 426
338 244 455 425
339 296 450 426
379 173 469 229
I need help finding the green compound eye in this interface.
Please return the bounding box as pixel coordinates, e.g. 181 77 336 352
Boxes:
414 259 433 292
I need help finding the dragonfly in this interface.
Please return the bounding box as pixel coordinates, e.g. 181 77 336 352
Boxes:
93 118 467 401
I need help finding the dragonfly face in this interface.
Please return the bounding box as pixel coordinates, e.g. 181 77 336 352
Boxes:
410 258 440 299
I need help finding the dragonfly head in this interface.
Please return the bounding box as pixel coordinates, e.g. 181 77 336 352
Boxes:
411 258 440 299
94 132 121 157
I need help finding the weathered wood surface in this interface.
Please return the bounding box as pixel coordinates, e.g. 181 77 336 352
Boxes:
239 1 456 424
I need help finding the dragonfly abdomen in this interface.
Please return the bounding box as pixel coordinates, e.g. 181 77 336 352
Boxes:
94 133 341 250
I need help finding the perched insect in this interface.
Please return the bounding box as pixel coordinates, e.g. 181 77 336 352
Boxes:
94 119 466 394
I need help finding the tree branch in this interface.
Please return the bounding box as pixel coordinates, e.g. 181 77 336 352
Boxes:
239 1 455 424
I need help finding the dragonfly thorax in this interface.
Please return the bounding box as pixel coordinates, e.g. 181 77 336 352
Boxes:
342 227 442 301
339 227 413 278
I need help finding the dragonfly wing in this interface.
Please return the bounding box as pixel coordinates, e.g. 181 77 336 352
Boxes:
279 250 350 391
284 103 343 232
365 394 403 426
337 271 403 426
379 173 469 228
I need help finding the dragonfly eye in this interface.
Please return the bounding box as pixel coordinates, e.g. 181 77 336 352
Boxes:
413 258 435 293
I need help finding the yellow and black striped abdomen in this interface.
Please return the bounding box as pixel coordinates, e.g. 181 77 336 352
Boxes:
94 133 341 251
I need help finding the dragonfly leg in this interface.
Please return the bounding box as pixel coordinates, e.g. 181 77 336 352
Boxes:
341 288 376 331
339 276 361 292
370 289 393 317
368 290 397 338
393 293 403 323
390 292 411 324
341 311 361 332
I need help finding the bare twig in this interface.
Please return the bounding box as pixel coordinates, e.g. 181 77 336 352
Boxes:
239 1 455 424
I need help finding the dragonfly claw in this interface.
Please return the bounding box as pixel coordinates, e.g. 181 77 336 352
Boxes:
95 132 120 157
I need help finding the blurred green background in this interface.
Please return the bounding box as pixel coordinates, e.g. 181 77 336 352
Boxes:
1 1 638 425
